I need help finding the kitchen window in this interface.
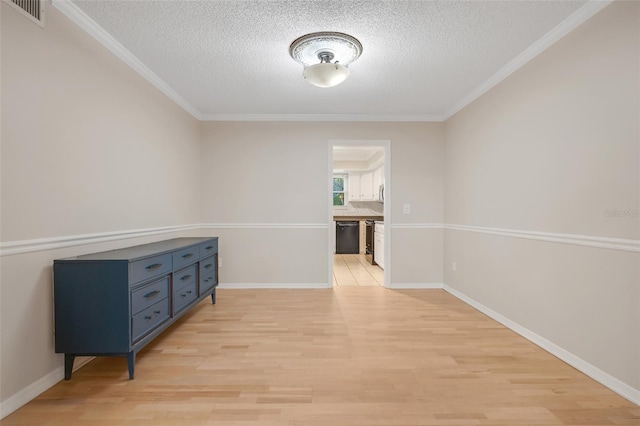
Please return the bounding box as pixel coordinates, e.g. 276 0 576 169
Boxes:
333 174 347 206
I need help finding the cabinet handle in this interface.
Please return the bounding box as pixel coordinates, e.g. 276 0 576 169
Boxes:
144 315 152 320
146 263 162 270
180 274 192 281
205 245 213 250
144 290 160 299
181 294 187 298
154 310 161 314
182 253 194 259
186 290 192 294
204 264 212 269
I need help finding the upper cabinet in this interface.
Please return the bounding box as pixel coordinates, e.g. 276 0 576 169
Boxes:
359 171 374 200
334 146 385 202
348 165 383 202
348 172 361 201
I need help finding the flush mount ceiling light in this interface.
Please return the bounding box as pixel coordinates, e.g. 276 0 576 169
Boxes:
289 32 363 88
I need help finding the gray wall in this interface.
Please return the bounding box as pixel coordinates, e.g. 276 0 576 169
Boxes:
199 121 445 286
1 1 202 407
2 0 638 417
444 1 639 391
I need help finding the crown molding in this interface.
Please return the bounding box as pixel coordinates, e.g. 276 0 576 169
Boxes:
443 0 614 120
51 0 202 120
199 114 445 122
49 1 442 123
51 0 611 123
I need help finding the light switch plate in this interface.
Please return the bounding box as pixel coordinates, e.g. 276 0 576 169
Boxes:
403 204 411 214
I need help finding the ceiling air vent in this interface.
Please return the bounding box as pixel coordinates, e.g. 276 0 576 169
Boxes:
7 0 45 27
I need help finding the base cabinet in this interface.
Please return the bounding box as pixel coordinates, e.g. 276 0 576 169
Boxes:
374 223 384 269
54 237 219 380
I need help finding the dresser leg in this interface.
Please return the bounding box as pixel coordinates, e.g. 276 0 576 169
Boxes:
211 289 216 304
64 354 75 380
127 352 135 379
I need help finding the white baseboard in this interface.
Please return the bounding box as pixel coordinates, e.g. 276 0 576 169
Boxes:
3 282 637 420
389 283 444 289
0 355 97 420
442 284 640 406
0 367 64 419
217 283 332 289
218 283 446 290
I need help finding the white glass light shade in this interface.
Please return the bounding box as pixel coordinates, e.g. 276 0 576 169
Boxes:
303 62 350 88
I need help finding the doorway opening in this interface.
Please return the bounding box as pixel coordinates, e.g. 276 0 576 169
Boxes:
328 140 391 288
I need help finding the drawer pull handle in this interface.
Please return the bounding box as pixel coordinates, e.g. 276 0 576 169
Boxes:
180 274 192 281
144 315 152 320
144 290 160 299
146 263 162 271
154 310 161 314
186 290 192 294
205 245 213 250
204 264 212 269
181 294 187 298
182 253 194 259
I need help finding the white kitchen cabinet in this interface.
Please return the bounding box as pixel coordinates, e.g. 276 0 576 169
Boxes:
360 171 374 200
348 172 361 201
374 222 384 269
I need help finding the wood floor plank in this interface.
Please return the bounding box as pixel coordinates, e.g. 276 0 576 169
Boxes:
2 288 638 425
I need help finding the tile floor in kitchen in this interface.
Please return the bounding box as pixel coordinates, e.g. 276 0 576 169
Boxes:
333 254 384 286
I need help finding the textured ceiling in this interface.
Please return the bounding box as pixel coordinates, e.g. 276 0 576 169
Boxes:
71 0 590 119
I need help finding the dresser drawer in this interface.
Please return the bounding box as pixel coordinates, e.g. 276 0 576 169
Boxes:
173 281 197 314
172 246 199 271
199 240 218 259
199 254 217 277
200 272 217 294
173 264 197 292
131 298 169 342
131 253 172 285
131 276 170 315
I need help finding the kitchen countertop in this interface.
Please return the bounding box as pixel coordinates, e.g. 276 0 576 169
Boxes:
333 216 384 221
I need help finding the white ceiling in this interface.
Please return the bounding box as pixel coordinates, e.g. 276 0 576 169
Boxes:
65 0 598 120
333 146 384 162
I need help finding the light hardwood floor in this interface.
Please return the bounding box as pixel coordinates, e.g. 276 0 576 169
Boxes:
3 288 639 425
333 254 383 287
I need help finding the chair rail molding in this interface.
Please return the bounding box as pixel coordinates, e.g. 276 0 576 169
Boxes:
0 225 199 256
445 224 640 253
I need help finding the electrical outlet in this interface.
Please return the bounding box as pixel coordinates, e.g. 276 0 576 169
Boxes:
403 204 411 214
452 262 457 272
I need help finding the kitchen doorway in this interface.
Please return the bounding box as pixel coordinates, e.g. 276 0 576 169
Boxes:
328 140 390 288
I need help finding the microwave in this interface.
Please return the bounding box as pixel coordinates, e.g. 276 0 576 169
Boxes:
378 183 384 203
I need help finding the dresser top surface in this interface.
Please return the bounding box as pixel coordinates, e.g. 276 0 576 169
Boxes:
55 237 217 262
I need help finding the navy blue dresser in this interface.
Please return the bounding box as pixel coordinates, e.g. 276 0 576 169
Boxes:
54 237 218 380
